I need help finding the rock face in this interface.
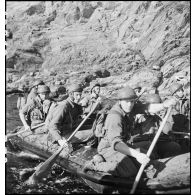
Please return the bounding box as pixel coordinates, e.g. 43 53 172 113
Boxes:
6 1 190 98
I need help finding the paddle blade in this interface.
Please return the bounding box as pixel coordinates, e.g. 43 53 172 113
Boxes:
26 143 69 184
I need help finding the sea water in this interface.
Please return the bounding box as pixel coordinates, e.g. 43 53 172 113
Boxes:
6 95 96 194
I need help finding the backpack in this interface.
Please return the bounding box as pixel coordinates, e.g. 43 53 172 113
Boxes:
92 106 121 138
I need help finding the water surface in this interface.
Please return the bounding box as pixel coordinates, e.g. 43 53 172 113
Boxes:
6 95 96 194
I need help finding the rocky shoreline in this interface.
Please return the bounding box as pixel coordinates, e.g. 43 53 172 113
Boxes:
6 1 190 99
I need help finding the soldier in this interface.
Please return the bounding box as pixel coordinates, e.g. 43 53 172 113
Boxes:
168 83 190 133
83 86 176 177
26 80 45 104
46 84 94 146
133 84 146 97
80 82 102 115
19 85 51 131
133 94 181 158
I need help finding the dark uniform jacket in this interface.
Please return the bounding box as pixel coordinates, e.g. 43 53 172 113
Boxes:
47 97 83 142
21 96 50 126
170 96 190 132
98 102 148 154
26 88 37 104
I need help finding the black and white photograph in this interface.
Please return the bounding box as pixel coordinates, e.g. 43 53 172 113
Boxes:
5 1 191 194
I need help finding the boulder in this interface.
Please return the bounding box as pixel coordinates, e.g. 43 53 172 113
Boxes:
83 74 97 83
25 2 45 16
65 6 81 25
101 69 110 78
81 4 95 19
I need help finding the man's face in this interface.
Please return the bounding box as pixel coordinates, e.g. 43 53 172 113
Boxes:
134 88 141 96
92 86 100 96
39 92 50 101
120 99 135 113
73 92 82 103
175 89 184 98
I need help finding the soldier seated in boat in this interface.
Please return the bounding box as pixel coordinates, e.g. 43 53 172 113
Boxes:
166 82 190 133
26 80 45 104
80 82 102 118
83 86 177 177
132 94 181 158
46 83 94 146
19 85 51 131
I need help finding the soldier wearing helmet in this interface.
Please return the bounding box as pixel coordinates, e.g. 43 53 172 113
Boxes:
133 93 181 158
133 84 147 97
80 82 102 116
167 82 190 133
46 83 94 147
19 85 51 131
26 80 45 104
82 86 178 177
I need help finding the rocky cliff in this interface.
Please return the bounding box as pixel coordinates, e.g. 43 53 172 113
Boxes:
6 1 190 98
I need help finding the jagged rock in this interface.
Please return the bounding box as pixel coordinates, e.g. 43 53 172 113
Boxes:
83 74 97 83
25 2 45 16
44 10 57 25
32 37 50 50
6 1 190 101
101 69 110 78
81 3 95 19
93 69 102 78
49 71 57 76
125 65 133 72
65 6 81 25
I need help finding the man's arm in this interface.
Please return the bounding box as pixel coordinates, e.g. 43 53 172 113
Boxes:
48 104 69 142
148 98 177 114
19 100 34 130
114 142 150 165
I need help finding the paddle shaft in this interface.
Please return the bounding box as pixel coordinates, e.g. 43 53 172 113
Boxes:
29 99 101 181
130 107 172 194
6 122 45 139
170 131 190 136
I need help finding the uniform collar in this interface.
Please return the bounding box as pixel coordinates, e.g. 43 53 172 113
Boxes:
113 102 130 117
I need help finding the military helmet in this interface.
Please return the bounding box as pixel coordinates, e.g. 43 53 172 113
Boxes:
91 82 101 92
116 86 137 101
33 80 45 87
145 94 162 104
37 85 50 94
170 83 183 95
57 85 66 95
133 84 141 90
68 83 83 93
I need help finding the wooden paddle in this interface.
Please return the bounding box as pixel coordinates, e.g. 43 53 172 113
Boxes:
170 131 190 136
26 98 101 185
130 106 172 194
6 122 45 139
